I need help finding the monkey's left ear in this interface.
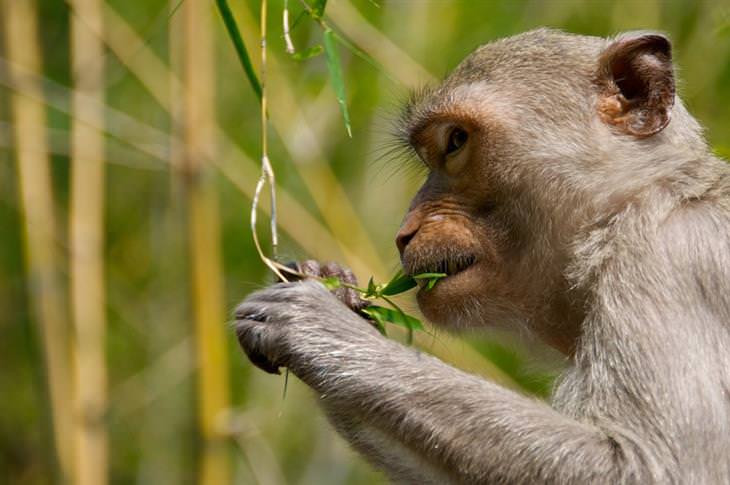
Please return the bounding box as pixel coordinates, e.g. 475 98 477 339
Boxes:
596 33 675 137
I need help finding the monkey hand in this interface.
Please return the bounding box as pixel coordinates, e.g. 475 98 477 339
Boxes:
235 278 383 376
286 260 369 312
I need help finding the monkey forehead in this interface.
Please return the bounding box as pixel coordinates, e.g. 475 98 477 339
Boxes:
401 82 517 139
447 28 604 87
400 29 606 140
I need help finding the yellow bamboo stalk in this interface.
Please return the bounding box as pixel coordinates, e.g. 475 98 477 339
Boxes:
181 1 231 484
1 0 75 481
69 0 107 484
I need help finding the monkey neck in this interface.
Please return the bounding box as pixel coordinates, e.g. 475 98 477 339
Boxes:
530 280 586 357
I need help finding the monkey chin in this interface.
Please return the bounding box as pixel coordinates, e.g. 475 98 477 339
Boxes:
415 263 491 330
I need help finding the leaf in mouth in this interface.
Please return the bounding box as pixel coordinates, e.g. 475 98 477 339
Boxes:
413 272 448 290
313 268 446 343
380 269 418 296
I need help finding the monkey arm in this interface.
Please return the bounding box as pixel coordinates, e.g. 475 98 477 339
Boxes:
236 281 652 484
302 336 639 484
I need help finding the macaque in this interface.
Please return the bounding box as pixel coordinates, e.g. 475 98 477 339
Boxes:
235 29 730 483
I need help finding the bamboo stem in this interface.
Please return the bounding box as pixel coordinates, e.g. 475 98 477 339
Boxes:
181 1 231 483
69 0 107 483
1 0 75 481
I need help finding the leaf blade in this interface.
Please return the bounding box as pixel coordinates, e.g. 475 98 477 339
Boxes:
214 0 261 100
323 29 352 137
291 44 324 61
312 0 328 18
362 305 423 332
320 276 341 290
381 269 417 296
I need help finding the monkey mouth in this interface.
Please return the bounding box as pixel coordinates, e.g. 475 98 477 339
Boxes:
405 253 478 282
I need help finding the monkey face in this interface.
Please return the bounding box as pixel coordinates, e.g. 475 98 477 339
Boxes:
395 30 679 341
395 112 534 331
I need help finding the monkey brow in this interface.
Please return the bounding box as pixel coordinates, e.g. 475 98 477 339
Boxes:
399 85 441 144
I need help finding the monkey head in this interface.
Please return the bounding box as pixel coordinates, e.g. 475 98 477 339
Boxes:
395 29 705 351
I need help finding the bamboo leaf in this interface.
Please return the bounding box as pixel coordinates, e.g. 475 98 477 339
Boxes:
323 29 352 137
291 44 324 61
365 276 378 298
412 272 448 280
312 0 328 18
381 269 417 296
414 272 447 290
215 0 262 100
321 276 341 290
360 307 387 335
361 305 423 332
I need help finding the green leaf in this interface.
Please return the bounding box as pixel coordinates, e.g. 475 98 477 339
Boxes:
291 44 324 61
412 272 448 280
381 269 417 296
215 0 261 100
361 305 423 332
323 29 352 137
321 276 341 290
312 0 328 18
365 276 378 298
413 272 447 291
360 307 387 335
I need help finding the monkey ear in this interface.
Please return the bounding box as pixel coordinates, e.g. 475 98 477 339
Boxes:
596 33 675 137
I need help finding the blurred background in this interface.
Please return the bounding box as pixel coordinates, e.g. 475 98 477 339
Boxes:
1 0 729 484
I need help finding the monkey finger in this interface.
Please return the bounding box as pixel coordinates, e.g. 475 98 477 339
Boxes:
297 259 322 278
320 261 368 311
235 322 281 375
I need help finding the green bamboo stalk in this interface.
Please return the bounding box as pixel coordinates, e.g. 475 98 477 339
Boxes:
182 1 231 483
69 0 107 483
1 0 75 481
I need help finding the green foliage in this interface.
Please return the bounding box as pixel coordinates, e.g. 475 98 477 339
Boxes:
379 269 416 296
321 275 342 290
362 304 422 333
413 272 447 290
214 0 261 99
311 0 328 19
291 44 324 61
323 29 352 137
318 270 445 344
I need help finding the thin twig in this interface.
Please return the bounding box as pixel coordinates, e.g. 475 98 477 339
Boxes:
283 0 295 54
251 0 286 282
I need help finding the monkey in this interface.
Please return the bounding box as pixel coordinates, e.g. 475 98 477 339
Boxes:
235 28 730 484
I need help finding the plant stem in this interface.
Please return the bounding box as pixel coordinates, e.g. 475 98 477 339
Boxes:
2 1 75 481
250 0 286 282
69 0 108 482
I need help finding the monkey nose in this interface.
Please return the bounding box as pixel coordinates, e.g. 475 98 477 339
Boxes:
395 226 418 256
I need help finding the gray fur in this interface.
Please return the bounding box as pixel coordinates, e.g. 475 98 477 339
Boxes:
236 29 730 484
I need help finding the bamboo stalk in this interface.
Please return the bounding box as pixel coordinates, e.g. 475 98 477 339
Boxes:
69 0 107 484
181 1 231 483
1 0 75 481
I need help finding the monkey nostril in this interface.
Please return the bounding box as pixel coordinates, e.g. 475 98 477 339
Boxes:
395 228 417 255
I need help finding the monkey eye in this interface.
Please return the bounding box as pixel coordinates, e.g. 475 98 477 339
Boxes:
445 127 468 156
